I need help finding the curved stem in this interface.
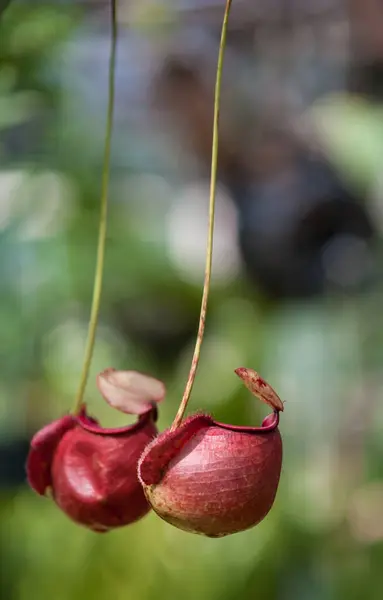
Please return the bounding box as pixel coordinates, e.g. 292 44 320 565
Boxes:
72 0 118 415
171 0 233 430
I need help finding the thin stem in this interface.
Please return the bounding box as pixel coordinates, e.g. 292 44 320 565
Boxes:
171 0 233 430
72 0 118 415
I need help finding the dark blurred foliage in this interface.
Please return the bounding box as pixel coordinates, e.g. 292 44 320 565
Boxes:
0 0 12 18
1 1 383 599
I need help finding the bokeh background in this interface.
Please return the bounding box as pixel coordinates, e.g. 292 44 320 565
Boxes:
1 0 383 598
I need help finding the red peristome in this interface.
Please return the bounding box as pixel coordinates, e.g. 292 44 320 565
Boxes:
139 414 213 486
215 410 280 433
26 415 76 495
138 410 282 537
139 412 280 487
77 404 158 436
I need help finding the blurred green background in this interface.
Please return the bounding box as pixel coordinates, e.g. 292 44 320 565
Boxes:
2 1 383 599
